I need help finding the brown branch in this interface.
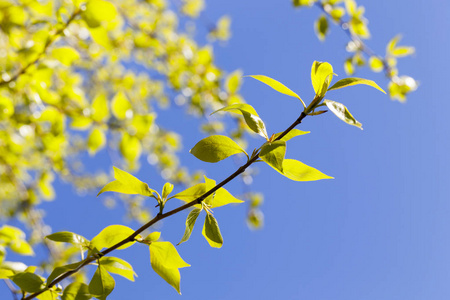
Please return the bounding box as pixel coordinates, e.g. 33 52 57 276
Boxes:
0 8 81 87
23 111 308 300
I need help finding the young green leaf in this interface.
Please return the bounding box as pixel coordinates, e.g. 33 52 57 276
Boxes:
247 75 306 107
327 77 386 93
210 187 244 208
0 269 14 279
202 214 223 248
47 262 84 284
260 140 286 173
149 241 190 294
273 129 310 142
46 231 89 247
315 14 329 41
212 104 268 139
82 0 118 28
90 225 136 251
311 61 334 97
323 99 363 129
369 56 384 72
9 239 34 256
61 282 90 300
171 183 206 203
178 208 202 245
97 166 154 197
190 135 247 163
10 272 44 293
276 159 333 181
101 257 136 282
91 92 109 122
51 47 80 66
162 182 174 200
143 231 161 243
88 265 115 299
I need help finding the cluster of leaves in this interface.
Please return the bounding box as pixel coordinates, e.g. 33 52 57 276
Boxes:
293 0 417 101
0 60 386 298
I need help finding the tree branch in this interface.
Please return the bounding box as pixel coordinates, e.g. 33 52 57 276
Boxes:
23 111 308 300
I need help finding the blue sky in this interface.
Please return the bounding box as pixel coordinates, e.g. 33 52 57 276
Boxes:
3 0 450 299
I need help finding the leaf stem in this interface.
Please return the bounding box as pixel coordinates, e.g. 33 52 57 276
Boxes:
23 111 308 300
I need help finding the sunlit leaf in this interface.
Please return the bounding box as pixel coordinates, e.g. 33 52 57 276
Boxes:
143 232 161 243
90 225 136 251
273 129 310 142
87 127 106 156
88 265 115 299
212 104 268 139
119 132 142 163
328 77 385 93
260 140 286 173
9 239 34 256
97 166 154 197
190 135 247 163
211 187 244 208
311 61 334 97
10 272 44 293
315 14 329 41
46 231 89 247
171 183 206 203
275 158 333 181
178 208 201 245
47 262 83 284
51 47 80 66
111 92 132 120
369 56 384 72
149 241 190 294
82 0 118 28
101 257 136 282
324 99 362 129
61 282 90 300
202 214 223 248
162 182 174 200
247 75 305 106
91 92 109 122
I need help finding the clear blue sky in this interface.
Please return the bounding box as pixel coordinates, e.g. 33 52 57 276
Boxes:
3 0 449 299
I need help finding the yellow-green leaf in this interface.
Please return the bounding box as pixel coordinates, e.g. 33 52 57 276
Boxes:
9 240 34 256
82 0 118 28
119 133 142 163
328 77 386 93
178 208 201 245
47 262 83 284
273 129 310 142
91 92 109 122
90 225 136 251
10 272 44 293
88 265 115 298
311 61 334 97
323 99 362 129
247 75 305 107
162 182 174 200
111 92 132 120
276 158 333 181
101 257 136 282
202 214 223 248
61 282 90 300
369 56 384 72
171 183 206 203
315 14 329 41
190 135 247 163
87 127 106 156
149 241 190 294
51 47 80 66
97 166 154 197
46 231 89 247
260 140 286 173
212 104 268 139
211 187 244 208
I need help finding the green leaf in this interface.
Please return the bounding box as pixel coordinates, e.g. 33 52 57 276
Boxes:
90 225 136 251
149 241 190 294
212 104 268 139
311 61 334 97
9 239 34 256
82 0 118 28
119 132 142 163
315 14 329 41
369 56 384 73
51 47 80 66
0 225 25 241
391 46 415 57
97 166 154 197
276 159 333 181
162 182 174 200
171 183 206 203
88 265 115 299
10 272 44 293
0 268 14 279
202 214 223 248
46 231 89 247
190 135 247 163
62 282 91 300
87 127 106 156
101 257 136 282
247 75 305 107
91 92 109 122
178 208 201 245
323 99 363 129
143 231 161 243
47 262 83 285
273 129 310 142
260 141 286 173
328 77 386 94
211 187 244 208
111 91 131 120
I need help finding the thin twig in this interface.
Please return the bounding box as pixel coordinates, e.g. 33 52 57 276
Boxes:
23 111 307 300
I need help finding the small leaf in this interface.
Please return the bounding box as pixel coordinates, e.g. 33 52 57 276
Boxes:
51 47 80 66
260 141 286 173
82 0 117 28
324 99 363 129
10 272 44 293
9 239 34 256
143 232 161 243
171 183 206 203
90 225 135 251
87 127 106 156
202 214 223 248
61 282 91 300
0 269 14 279
88 265 115 299
273 129 309 142
212 104 268 139
328 77 385 93
149 241 190 294
315 14 329 41
47 262 83 284
276 159 333 181
211 187 244 208
162 182 174 200
111 91 131 120
46 232 89 247
101 257 136 282
178 208 201 245
97 166 154 197
190 135 247 163
247 75 305 107
391 46 415 58
369 56 384 72
91 92 109 122
311 61 334 97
